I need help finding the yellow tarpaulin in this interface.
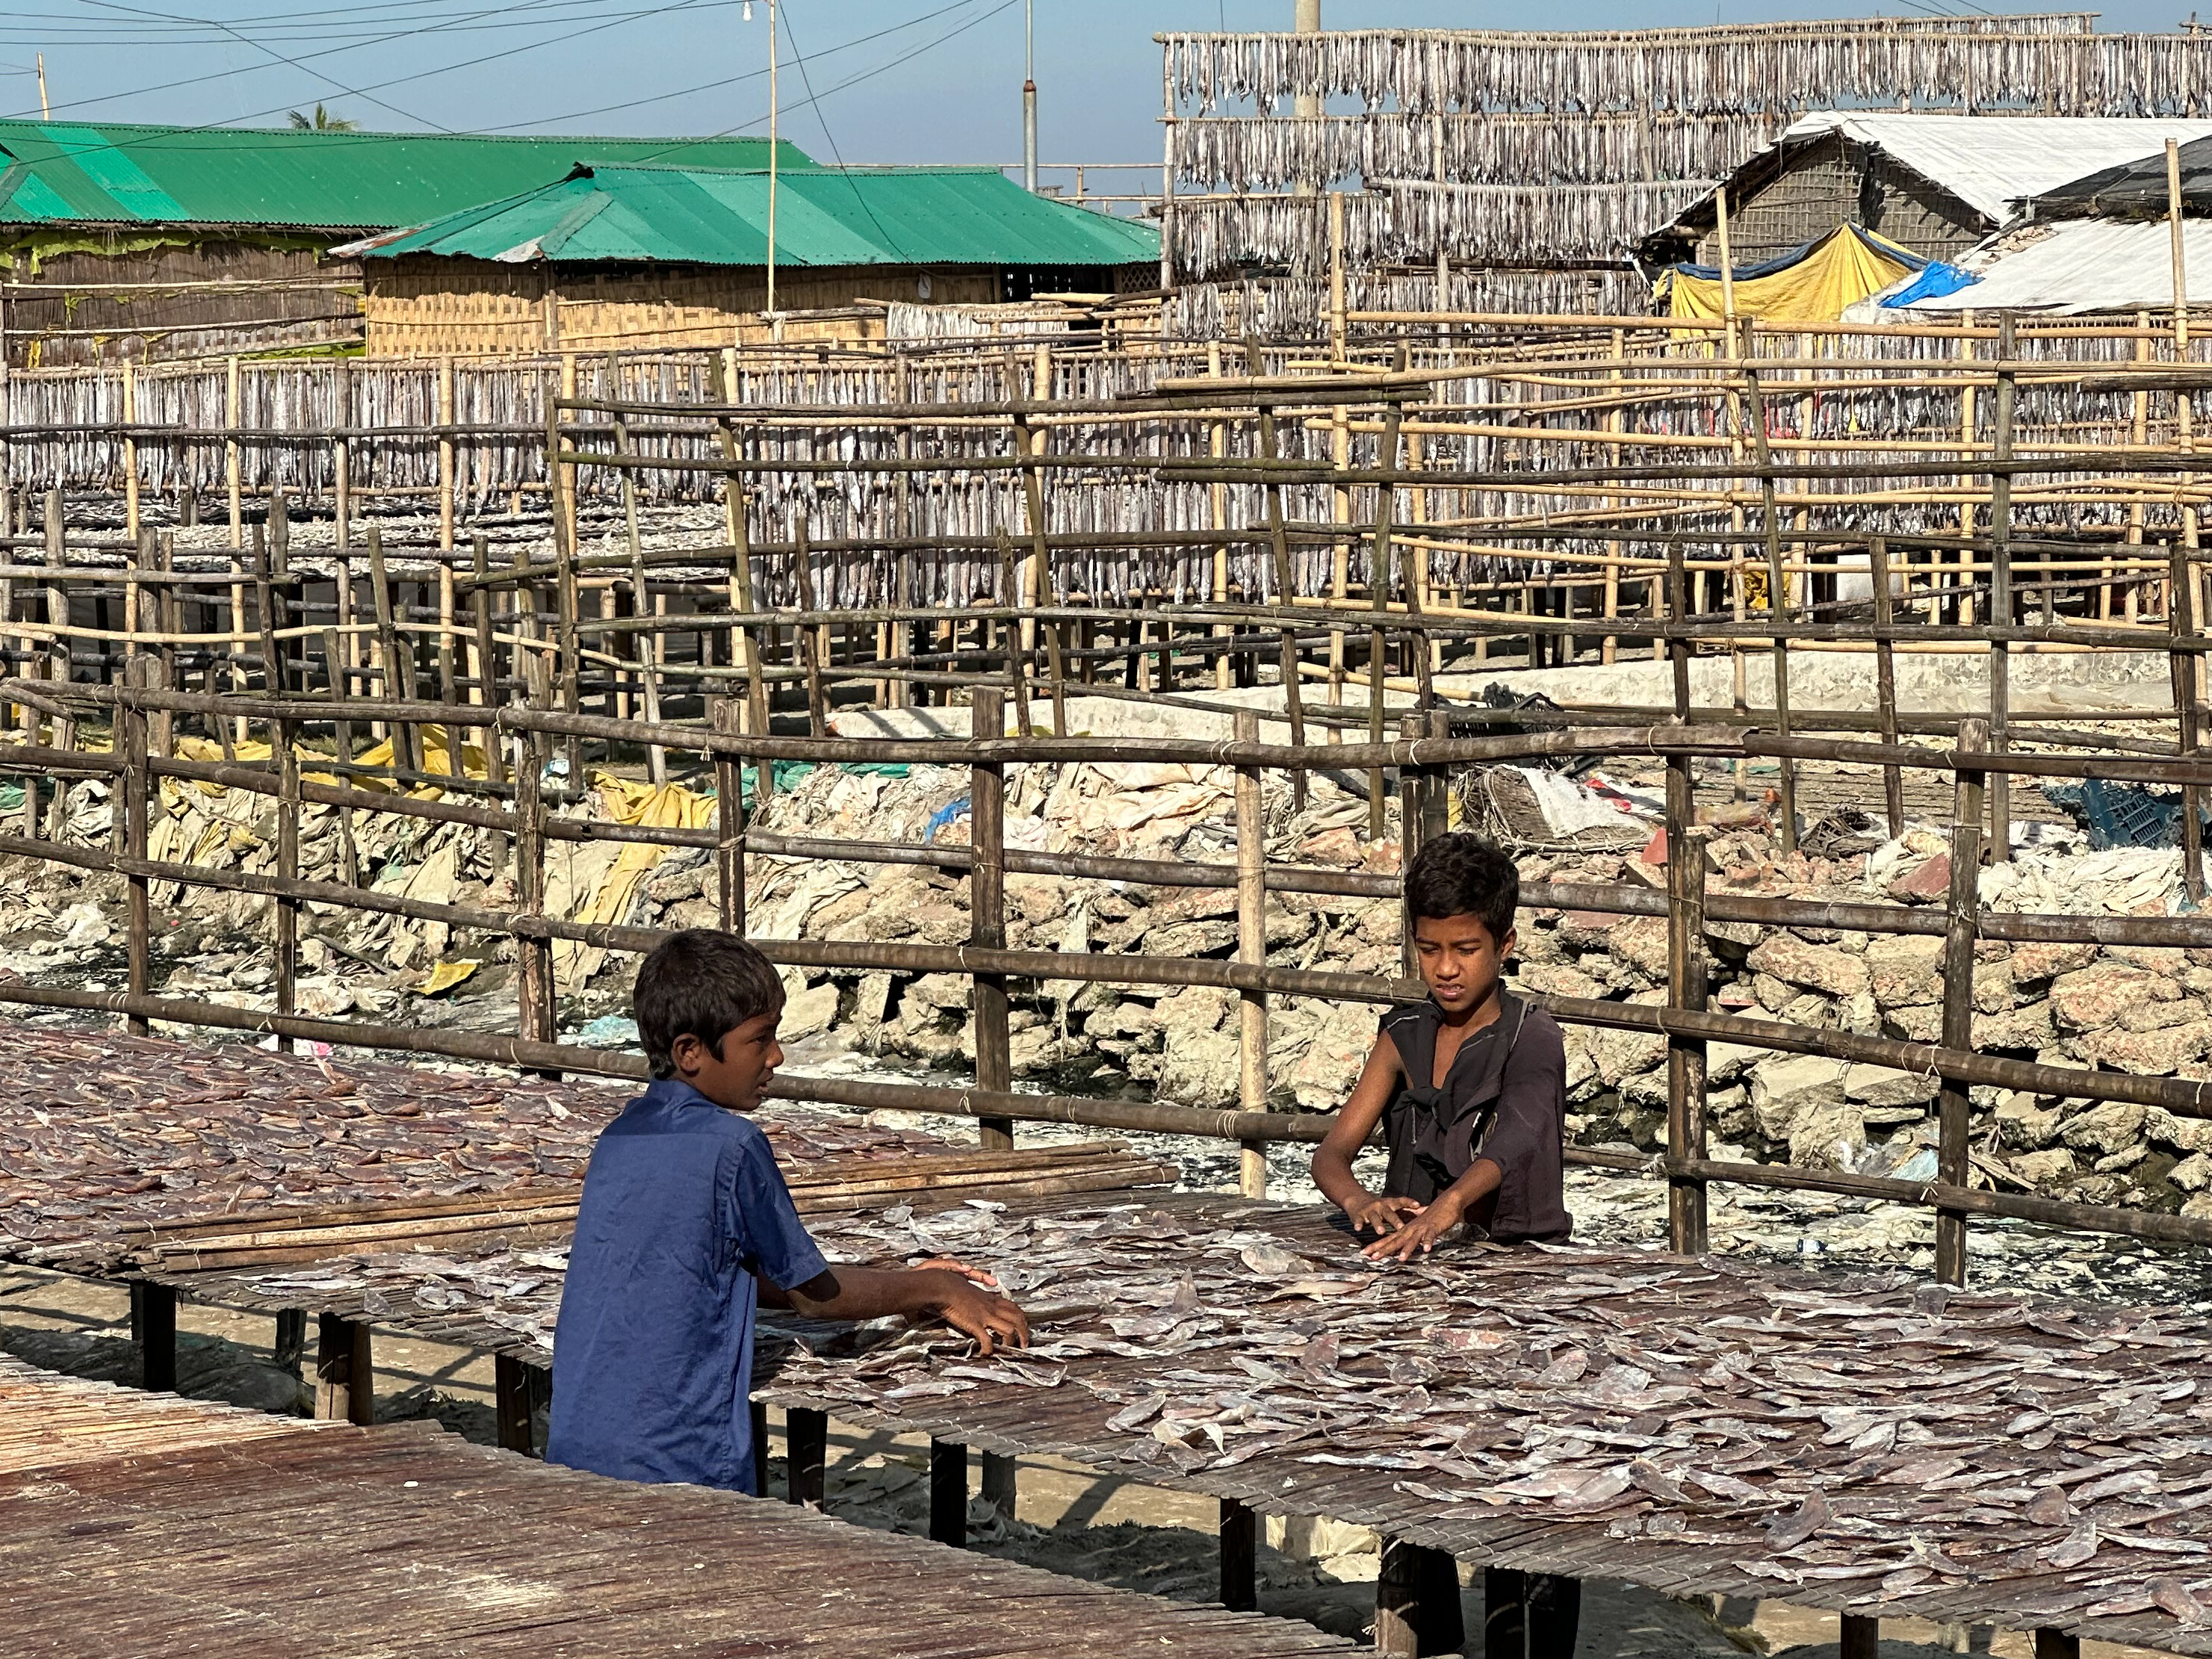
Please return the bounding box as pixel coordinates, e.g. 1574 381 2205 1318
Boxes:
553 774 716 987
1661 225 1921 325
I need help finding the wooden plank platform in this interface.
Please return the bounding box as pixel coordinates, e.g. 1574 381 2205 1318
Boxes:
0 1353 1352 1658
140 1188 2212 1659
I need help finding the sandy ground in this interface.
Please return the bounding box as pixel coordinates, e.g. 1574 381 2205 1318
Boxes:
0 1262 2172 1659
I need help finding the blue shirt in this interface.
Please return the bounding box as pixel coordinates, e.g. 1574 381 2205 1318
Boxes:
546 1079 828 1492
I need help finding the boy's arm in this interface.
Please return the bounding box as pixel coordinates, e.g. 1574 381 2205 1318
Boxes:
782 1265 1029 1355
1364 1017 1564 1262
1313 1032 1424 1235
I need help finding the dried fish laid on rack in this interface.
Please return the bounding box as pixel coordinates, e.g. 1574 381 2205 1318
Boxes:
756 1191 2212 1653
0 1023 961 1272
0 1351 332 1470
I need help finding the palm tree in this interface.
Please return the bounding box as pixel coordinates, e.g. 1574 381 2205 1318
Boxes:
286 105 357 131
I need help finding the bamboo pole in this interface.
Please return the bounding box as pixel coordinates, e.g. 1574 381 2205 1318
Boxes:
1989 314 2018 865
1936 718 1988 1288
1234 707 1267 1200
1868 536 1906 837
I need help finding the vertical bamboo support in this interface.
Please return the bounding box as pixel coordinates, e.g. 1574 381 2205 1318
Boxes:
1936 719 1988 1288
1327 190 1347 364
314 1315 375 1427
970 686 1011 1150
796 519 827 738
1989 315 2017 866
1739 370 1797 853
611 381 666 784
152 531 174 758
1220 1498 1258 1613
1330 404 1350 705
786 1408 827 1506
2173 543 2205 904
930 1438 967 1544
1868 537 1906 838
1666 826 1710 1257
41 488 68 840
515 689 555 1062
367 528 417 777
120 666 149 1039
969 683 1017 1520
333 356 352 565
1243 341 1307 807
1208 342 1232 692
890 350 915 709
1234 708 1267 1200
121 361 139 544
273 703 300 1055
2128 313 2151 624
715 695 746 934
1366 399 1404 844
225 355 243 551
552 354 583 781
1605 324 1626 663
1842 1618 1880 1659
437 356 456 555
1957 311 1979 627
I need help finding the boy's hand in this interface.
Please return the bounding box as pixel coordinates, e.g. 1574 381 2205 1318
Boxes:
914 1256 1000 1289
1362 1198 1465 1262
929 1273 1029 1356
1343 1193 1426 1236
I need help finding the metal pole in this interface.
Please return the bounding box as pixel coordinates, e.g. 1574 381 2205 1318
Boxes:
1022 0 1038 193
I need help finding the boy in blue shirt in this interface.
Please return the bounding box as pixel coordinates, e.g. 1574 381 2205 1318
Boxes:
548 930 1027 1492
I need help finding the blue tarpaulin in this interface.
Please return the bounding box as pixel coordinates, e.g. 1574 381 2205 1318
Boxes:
1880 261 1980 308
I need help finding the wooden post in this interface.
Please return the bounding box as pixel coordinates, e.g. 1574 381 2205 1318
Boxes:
786 1407 827 1505
1841 1616 1880 1659
1219 1498 1257 1612
471 535 501 781
367 527 418 777
273 1310 307 1372
2034 1630 2080 1659
515 699 556 1064
494 1353 539 1456
42 488 69 839
314 1313 375 1426
332 356 352 562
1936 719 1989 1287
1243 339 1307 807
611 379 666 783
121 360 139 544
1377 1539 1462 1658
1989 314 2018 865
930 1439 967 1546
1667 825 1710 1257
551 354 583 781
225 355 243 551
970 683 1017 1521
1868 537 1906 838
796 518 828 738
120 666 149 1039
1739 369 1798 853
1209 342 1233 692
1327 190 1348 363
273 701 300 1054
132 1283 176 1392
715 696 746 934
1234 708 1268 1199
1484 1568 1527 1659
1366 397 1405 843
437 356 456 555
2174 541 2206 905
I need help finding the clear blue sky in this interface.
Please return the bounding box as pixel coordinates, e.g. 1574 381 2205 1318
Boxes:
8 2 2204 170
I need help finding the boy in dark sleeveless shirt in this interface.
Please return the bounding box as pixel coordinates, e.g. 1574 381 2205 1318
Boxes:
1311 832 1578 1658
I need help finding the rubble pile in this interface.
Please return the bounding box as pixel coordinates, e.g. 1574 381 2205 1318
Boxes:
5 753 2211 1220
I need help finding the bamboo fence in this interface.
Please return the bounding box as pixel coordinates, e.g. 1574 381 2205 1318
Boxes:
0 335 2206 1274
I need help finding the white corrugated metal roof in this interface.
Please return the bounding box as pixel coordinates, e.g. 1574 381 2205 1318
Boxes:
1900 219 2212 314
1779 113 2212 224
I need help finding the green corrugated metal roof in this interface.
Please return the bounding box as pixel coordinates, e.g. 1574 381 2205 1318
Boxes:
353 163 1161 269
0 120 809 232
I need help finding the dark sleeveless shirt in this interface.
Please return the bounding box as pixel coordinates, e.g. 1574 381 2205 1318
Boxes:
1378 990 1573 1245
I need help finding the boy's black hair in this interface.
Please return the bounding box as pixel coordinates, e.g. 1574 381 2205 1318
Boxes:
634 930 787 1079
1404 832 1519 944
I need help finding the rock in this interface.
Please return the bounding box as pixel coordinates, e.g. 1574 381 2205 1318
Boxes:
1886 853 1951 904
1591 1023 1667 1087
1152 986 1240 1106
1141 920 1239 958
1972 1003 2054 1053
1512 962 1603 1002
2081 1021 2212 1075
2117 997 2212 1033
905 973 972 1013
1843 1064 1938 1110
1995 1092 2068 1150
1750 1054 1849 1141
1752 973 1794 1013
1286 1002 1380 1111
1779 993 1837 1030
2009 940 2100 985
1608 916 1671 979
1747 935 1868 999
2146 1107 2212 1154
2060 1100 2149 1156
1298 827 1363 867
645 862 707 905
1864 936 1944 1009
2187 1193 2212 1220
2050 964 2175 1034
2171 1152 2212 1193
808 886 875 937
2011 1148 2078 1189
1555 911 1623 953
1972 961 2015 1016
781 982 840 1041
852 972 893 1032
1788 1100 1866 1171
